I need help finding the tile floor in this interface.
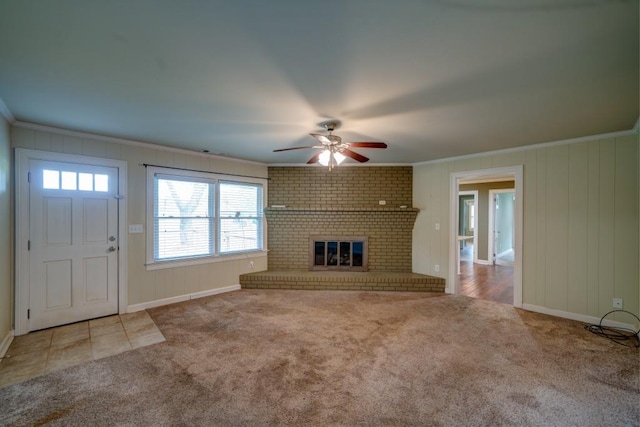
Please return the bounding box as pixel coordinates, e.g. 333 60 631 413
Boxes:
0 311 165 388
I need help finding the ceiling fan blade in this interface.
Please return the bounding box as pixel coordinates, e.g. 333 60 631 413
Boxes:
341 148 369 163
273 146 316 152
307 152 322 164
348 142 388 149
310 133 331 144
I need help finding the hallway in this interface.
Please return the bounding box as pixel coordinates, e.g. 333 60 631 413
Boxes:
457 244 514 304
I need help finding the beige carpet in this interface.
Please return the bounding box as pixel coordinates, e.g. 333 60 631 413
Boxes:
1 290 638 426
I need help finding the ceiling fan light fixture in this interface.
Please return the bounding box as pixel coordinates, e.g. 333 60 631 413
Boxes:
318 150 345 168
273 119 387 169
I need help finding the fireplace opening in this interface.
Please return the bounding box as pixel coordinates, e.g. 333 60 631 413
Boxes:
310 236 368 271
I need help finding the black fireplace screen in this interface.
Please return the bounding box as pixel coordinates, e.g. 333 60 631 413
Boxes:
310 236 368 271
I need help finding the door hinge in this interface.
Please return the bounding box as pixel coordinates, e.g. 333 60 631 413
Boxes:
27 309 30 319
28 240 30 251
27 171 31 183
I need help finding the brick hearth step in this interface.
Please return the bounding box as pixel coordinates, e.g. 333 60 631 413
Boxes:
239 270 445 292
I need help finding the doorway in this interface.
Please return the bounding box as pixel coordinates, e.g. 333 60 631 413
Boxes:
457 190 478 273
449 166 523 307
489 189 515 267
15 149 128 335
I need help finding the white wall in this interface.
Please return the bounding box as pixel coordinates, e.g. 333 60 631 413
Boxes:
0 114 12 348
413 132 639 319
11 125 269 308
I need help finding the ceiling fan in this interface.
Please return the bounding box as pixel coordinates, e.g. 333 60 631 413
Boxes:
273 122 388 170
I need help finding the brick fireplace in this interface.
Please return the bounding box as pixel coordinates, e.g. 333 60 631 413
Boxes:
240 166 445 292
265 166 416 272
265 206 418 271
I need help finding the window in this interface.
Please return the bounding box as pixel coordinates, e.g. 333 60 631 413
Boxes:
147 167 266 267
42 169 109 192
154 176 215 261
219 181 263 253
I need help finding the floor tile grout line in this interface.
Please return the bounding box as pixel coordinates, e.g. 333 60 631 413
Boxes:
3 312 166 386
43 330 54 374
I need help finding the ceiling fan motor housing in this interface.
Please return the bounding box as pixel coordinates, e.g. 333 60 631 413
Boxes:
326 134 342 145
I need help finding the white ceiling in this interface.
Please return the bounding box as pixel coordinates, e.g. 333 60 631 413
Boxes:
0 0 638 164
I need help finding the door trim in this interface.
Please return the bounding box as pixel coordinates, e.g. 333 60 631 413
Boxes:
449 165 523 308
15 148 128 335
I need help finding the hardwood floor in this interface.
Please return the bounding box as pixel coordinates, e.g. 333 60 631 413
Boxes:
456 244 514 304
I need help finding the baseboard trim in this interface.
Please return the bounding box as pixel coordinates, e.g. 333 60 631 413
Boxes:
190 285 241 299
496 249 513 258
127 285 241 313
522 304 638 331
0 330 15 361
474 259 491 265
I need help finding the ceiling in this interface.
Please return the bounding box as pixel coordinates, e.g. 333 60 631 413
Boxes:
0 1 638 165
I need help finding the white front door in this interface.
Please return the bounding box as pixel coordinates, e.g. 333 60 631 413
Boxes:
28 159 119 331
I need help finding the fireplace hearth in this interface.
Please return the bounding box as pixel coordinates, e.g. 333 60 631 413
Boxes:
310 236 368 271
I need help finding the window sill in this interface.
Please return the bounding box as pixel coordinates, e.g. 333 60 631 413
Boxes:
145 250 268 271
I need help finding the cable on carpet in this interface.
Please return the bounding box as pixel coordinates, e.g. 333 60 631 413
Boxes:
585 310 640 348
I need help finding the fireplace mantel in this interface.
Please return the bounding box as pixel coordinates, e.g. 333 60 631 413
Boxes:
265 207 420 213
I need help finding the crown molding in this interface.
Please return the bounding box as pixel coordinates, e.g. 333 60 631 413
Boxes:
267 162 411 167
12 121 267 166
413 127 638 167
0 97 15 124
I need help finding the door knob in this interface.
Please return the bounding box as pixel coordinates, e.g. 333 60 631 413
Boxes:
109 236 116 241
108 246 116 252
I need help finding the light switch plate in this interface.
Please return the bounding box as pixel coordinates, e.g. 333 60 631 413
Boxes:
128 224 144 233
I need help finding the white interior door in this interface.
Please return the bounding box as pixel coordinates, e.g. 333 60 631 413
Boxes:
28 159 119 331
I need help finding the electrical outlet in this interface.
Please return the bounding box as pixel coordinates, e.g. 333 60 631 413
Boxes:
435 223 440 231
613 298 623 309
249 261 254 270
434 264 440 272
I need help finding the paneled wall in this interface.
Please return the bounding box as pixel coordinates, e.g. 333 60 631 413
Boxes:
413 133 639 319
0 115 12 345
11 126 269 307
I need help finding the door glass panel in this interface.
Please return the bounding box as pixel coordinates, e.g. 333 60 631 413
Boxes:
43 170 60 189
327 241 338 266
61 171 77 190
94 174 109 192
339 241 351 266
352 242 363 266
78 173 93 191
314 241 325 266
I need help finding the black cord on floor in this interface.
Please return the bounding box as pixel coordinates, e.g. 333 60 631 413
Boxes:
585 310 640 348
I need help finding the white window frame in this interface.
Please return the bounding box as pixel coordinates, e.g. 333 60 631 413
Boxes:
145 166 267 270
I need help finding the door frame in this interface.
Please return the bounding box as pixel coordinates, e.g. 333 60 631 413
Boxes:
488 188 515 265
449 165 523 308
15 148 128 335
